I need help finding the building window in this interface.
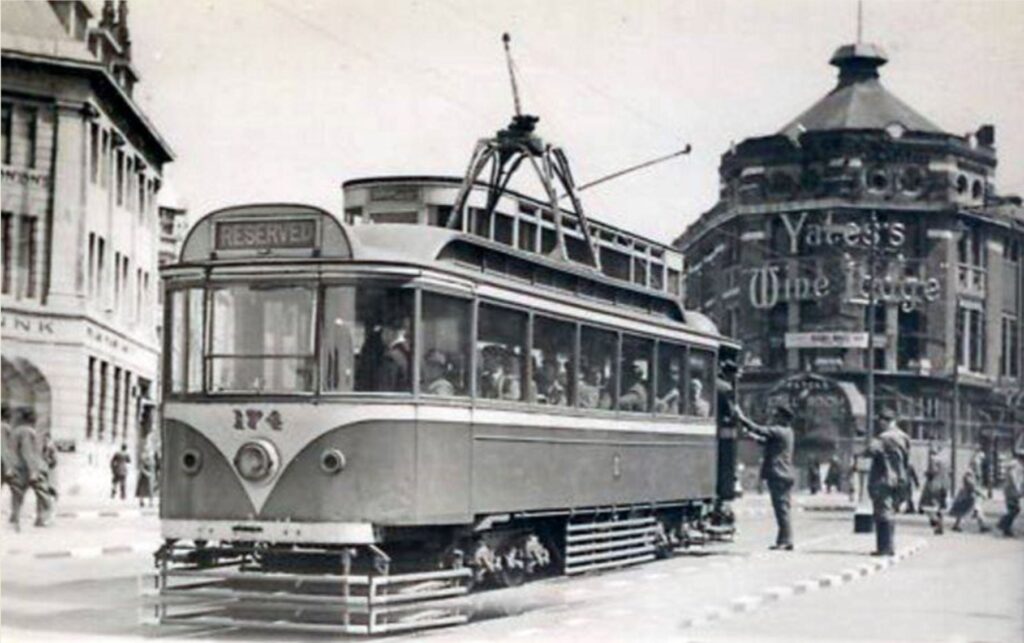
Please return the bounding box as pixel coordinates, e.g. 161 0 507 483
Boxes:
1 103 11 164
1 212 11 294
122 255 129 316
18 215 37 298
89 123 99 183
956 306 986 373
136 267 143 322
21 107 38 169
88 233 96 297
1003 316 1020 378
116 150 124 206
101 130 109 187
113 251 121 311
96 237 105 305
86 356 96 439
138 169 146 218
123 369 131 438
112 366 121 440
98 360 108 438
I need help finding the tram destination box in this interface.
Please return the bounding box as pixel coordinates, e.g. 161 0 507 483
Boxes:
215 218 317 251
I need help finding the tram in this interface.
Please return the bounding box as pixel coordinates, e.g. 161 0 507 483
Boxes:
147 114 741 635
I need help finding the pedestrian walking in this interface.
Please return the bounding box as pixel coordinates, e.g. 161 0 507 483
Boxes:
950 470 990 533
110 443 131 500
900 462 919 514
732 401 796 550
807 459 821 495
6 407 53 530
997 450 1023 537
136 449 155 507
41 432 59 501
919 443 949 534
866 406 910 556
824 455 843 493
1 405 15 488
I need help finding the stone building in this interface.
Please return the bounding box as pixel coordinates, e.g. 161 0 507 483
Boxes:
675 42 1023 478
1 0 174 498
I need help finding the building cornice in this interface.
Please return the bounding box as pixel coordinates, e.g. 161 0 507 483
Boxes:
1 47 174 163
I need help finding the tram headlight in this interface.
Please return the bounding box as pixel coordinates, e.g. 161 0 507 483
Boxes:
320 448 346 475
181 448 203 475
233 440 279 483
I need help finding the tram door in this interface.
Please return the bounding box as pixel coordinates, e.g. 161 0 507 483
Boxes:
715 348 741 501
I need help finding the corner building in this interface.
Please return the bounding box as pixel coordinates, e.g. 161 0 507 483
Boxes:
675 43 1023 475
1 1 174 497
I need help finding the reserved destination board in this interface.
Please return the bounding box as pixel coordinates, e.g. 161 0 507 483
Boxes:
215 219 317 251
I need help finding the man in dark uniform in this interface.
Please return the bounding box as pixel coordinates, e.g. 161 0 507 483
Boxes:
733 402 796 550
377 317 411 392
866 406 911 556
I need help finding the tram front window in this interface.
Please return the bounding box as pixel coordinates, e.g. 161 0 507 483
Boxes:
209 284 316 393
321 285 414 393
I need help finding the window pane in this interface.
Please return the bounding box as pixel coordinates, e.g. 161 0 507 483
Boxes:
421 292 471 396
478 303 527 401
322 285 414 393
619 335 652 412
655 342 685 415
186 288 204 393
532 316 575 406
209 285 315 392
169 290 187 393
687 348 715 417
579 326 617 410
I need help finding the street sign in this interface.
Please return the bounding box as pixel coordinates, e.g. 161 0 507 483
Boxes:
784 331 869 349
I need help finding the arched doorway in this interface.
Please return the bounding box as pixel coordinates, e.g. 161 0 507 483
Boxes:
1 355 52 432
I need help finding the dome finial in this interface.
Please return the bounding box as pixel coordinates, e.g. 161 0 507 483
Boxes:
830 42 888 86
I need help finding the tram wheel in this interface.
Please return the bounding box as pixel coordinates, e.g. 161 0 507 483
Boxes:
497 540 528 588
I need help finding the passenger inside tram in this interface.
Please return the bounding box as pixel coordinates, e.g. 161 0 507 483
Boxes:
690 379 711 417
655 359 682 414
421 349 455 396
618 364 650 412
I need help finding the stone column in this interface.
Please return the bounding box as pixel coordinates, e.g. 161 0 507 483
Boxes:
47 100 90 311
985 238 1004 379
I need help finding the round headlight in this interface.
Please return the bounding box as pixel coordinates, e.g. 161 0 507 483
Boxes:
320 448 346 475
181 448 203 475
234 440 279 483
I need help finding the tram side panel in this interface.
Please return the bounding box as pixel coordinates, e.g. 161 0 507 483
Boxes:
470 422 717 513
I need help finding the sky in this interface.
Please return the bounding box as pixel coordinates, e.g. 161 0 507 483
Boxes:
124 0 1024 245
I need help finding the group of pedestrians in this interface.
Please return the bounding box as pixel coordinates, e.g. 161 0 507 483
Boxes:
1 406 56 531
110 442 159 507
733 398 1024 556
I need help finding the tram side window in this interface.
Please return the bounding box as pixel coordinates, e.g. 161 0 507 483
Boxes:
322 286 414 393
532 316 575 406
168 288 204 394
420 292 471 397
687 348 715 417
477 303 528 402
578 326 617 410
619 335 653 412
655 342 685 415
209 284 316 393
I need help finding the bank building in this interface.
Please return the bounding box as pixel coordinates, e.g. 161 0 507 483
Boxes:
675 41 1023 475
1 1 174 497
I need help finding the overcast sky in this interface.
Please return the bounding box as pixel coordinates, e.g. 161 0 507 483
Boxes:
126 0 1024 244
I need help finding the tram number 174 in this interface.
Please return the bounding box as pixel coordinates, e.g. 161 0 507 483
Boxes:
233 409 284 432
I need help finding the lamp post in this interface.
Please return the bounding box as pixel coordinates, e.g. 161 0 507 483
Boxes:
853 211 880 533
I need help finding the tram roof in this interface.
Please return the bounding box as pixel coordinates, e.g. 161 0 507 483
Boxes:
342 175 681 254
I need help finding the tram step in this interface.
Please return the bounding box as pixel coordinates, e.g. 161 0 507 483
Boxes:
565 525 658 544
564 543 656 566
566 516 656 532
565 552 656 575
565 534 654 555
155 613 468 636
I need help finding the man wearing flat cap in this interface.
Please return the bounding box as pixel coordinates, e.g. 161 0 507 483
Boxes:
732 401 796 550
866 406 911 555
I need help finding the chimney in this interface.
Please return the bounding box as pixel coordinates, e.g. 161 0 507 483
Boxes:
976 125 995 148
116 0 132 60
101 0 116 29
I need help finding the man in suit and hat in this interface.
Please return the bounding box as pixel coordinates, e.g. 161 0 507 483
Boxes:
732 401 796 550
866 406 911 555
